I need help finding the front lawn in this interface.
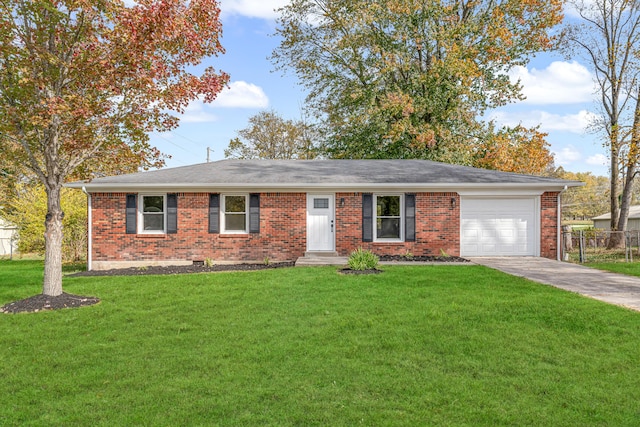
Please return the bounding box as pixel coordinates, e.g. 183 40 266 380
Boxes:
2 260 640 426
588 261 640 277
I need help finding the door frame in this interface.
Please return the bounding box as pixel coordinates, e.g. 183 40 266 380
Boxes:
306 194 336 252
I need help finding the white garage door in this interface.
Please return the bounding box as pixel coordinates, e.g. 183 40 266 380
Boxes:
461 197 538 256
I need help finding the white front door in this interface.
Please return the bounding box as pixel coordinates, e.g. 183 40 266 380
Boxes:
307 194 335 251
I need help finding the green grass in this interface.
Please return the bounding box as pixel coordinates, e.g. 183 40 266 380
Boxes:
2 260 640 426
588 261 640 277
563 220 593 231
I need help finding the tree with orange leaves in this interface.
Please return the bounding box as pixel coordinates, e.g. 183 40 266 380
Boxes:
473 125 555 175
0 0 228 297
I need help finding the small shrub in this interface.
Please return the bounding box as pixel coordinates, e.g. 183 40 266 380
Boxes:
204 257 214 267
348 248 379 271
404 250 414 260
263 256 270 265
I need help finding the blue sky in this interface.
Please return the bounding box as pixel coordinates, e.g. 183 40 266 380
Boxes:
149 0 609 177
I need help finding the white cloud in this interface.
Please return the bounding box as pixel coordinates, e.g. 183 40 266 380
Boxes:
488 109 598 134
509 61 595 105
220 0 289 20
564 0 598 19
554 145 583 166
586 153 608 167
180 99 219 123
211 81 269 108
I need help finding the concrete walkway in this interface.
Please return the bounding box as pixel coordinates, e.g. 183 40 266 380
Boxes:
470 257 640 312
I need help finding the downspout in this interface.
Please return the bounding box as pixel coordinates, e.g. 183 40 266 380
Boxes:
82 186 92 271
557 186 567 261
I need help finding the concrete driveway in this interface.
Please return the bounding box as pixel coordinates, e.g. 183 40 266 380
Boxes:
470 257 640 312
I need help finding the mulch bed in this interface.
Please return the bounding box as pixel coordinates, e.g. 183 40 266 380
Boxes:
379 255 470 263
1 293 100 314
69 261 296 277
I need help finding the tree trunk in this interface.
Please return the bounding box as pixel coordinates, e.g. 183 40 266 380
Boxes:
43 184 64 296
615 167 635 247
608 124 623 248
610 89 640 249
610 124 620 232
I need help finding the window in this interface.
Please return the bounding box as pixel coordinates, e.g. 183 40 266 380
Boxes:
314 198 329 209
375 195 402 241
140 195 165 233
222 195 248 233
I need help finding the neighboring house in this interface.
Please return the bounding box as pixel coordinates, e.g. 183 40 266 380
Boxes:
592 206 640 230
0 217 18 257
66 159 582 270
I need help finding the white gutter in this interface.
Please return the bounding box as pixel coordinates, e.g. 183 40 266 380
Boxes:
557 185 568 261
82 186 92 271
66 182 582 193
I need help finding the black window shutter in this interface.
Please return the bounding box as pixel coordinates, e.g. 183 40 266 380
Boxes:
167 194 178 234
209 194 220 234
249 193 260 233
126 194 137 234
362 193 373 242
405 193 416 242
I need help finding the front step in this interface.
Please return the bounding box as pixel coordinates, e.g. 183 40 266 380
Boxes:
296 252 348 266
303 251 339 258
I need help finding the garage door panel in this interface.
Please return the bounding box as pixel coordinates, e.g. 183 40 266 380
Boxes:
462 229 479 239
461 197 537 257
498 229 514 239
482 229 496 239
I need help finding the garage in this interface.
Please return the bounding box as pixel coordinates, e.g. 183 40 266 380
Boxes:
461 197 539 257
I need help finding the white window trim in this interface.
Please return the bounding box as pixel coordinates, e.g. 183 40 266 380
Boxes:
221 194 249 234
138 194 167 234
374 193 404 242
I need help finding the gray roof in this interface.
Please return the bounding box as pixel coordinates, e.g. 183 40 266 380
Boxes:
593 205 640 220
66 159 582 192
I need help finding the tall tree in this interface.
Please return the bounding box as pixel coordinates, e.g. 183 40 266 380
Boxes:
0 0 228 296
272 0 563 163
565 0 640 243
224 110 318 159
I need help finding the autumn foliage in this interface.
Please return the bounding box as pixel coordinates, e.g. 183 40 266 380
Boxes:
273 0 563 168
0 0 228 296
474 126 555 175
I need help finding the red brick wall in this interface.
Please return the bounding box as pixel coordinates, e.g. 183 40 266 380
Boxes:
91 192 306 263
335 192 460 257
90 191 560 265
540 191 560 259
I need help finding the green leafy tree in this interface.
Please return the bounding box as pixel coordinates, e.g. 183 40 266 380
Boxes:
0 0 228 297
554 168 610 220
272 0 563 163
5 183 87 262
224 110 318 159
